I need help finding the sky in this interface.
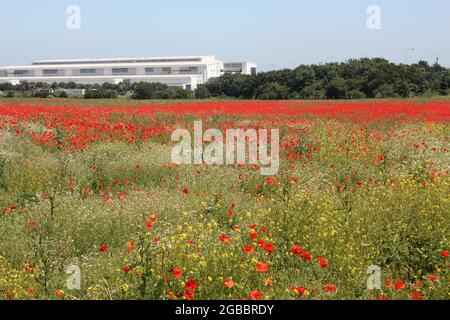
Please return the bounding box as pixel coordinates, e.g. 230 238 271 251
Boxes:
0 0 449 70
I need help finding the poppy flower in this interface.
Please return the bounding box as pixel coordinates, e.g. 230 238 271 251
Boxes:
428 275 438 283
172 268 183 279
442 250 449 258
127 241 135 253
182 188 189 195
385 278 392 289
219 234 231 244
249 231 258 240
184 290 195 300
184 279 197 291
145 216 157 230
409 292 424 300
316 257 328 268
291 286 308 297
100 245 108 252
394 279 405 291
249 290 262 300
255 262 269 273
291 245 303 255
300 251 312 261
55 289 64 297
243 245 254 254
123 265 132 273
224 278 235 289
263 243 275 253
324 283 336 293
264 278 273 287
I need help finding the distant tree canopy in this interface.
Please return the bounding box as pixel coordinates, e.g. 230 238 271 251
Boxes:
1 58 449 100
203 58 450 100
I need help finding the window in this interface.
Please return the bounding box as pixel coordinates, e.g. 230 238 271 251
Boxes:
0 71 6 77
179 67 199 74
43 69 59 76
225 63 242 69
112 68 129 74
13 70 30 76
80 69 96 74
251 67 257 75
145 68 154 74
162 67 172 75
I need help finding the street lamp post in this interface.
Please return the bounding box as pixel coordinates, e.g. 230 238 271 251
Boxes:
404 48 415 65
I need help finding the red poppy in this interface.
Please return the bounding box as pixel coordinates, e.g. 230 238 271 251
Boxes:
100 245 108 252
224 278 235 289
182 188 189 195
255 262 269 273
123 265 132 273
428 274 438 283
184 290 195 300
300 251 312 261
243 245 254 254
219 234 231 244
409 292 424 300
385 278 392 289
184 279 197 291
127 240 135 253
291 286 308 297
394 279 405 291
263 243 275 253
172 268 183 279
249 231 258 240
145 216 157 230
324 283 336 293
291 245 303 255
249 290 262 300
442 250 449 258
316 257 328 268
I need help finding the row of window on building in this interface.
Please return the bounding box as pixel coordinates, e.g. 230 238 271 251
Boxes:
0 66 201 77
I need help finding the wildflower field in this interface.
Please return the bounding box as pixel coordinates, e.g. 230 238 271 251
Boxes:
0 99 449 300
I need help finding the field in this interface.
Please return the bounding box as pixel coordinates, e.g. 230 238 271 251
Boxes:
0 99 449 300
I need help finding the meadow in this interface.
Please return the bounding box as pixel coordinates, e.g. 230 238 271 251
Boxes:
0 99 448 300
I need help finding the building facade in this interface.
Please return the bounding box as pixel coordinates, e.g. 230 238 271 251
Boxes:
0 56 256 90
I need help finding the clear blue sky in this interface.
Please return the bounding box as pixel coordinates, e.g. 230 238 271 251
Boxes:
1 0 449 70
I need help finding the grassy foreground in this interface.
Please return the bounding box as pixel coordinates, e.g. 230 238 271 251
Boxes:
0 100 448 300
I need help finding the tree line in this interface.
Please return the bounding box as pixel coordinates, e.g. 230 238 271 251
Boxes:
1 58 449 100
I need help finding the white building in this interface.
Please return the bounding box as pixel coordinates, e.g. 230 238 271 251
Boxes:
224 62 257 75
0 56 256 90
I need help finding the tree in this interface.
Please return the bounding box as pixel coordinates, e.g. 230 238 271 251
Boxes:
255 82 289 100
325 78 347 99
194 85 211 99
373 84 395 98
